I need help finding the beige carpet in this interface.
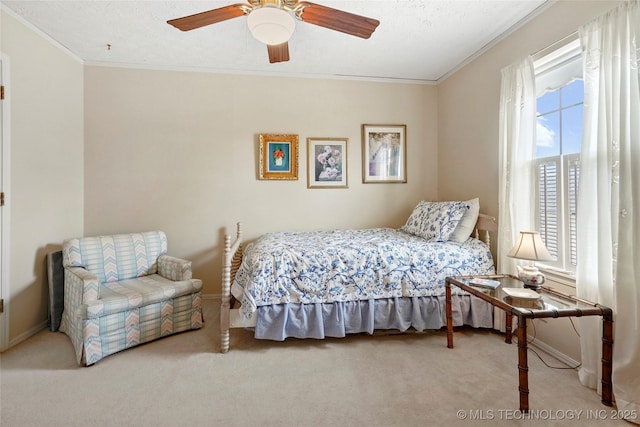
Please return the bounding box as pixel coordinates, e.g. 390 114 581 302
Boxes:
0 298 626 426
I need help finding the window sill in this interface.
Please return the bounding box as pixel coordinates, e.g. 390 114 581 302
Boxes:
537 265 577 289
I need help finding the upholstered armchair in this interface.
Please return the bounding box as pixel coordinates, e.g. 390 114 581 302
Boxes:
59 231 203 365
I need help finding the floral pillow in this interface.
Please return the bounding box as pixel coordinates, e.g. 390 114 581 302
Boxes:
401 200 468 242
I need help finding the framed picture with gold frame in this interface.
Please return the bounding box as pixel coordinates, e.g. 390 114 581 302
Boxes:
307 137 348 189
361 124 407 183
259 133 299 180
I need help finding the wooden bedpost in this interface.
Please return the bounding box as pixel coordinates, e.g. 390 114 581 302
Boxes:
474 214 497 246
221 222 242 353
221 234 232 353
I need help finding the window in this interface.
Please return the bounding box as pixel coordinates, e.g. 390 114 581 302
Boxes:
533 38 582 274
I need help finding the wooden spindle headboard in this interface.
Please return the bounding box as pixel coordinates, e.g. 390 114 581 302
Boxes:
474 214 498 246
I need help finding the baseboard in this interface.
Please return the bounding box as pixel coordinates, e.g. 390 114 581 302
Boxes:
528 336 581 368
8 320 48 349
202 293 221 300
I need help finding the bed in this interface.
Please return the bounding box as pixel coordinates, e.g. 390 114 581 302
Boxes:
221 199 498 353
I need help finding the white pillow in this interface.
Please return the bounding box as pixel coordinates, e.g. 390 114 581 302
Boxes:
401 200 468 242
450 198 480 243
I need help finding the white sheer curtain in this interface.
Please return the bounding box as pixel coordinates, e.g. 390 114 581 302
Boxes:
578 0 640 421
497 56 537 275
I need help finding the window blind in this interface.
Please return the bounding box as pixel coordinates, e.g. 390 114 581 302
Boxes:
567 155 580 266
538 159 559 259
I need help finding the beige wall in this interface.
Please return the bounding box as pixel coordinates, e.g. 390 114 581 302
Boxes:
437 0 622 359
84 66 438 295
437 0 621 216
1 10 84 343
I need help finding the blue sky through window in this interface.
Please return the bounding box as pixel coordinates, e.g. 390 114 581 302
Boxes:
536 79 583 158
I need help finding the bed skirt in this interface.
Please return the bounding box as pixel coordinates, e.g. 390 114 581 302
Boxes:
254 295 493 341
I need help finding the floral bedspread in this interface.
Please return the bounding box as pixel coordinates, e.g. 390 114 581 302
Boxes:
231 228 494 317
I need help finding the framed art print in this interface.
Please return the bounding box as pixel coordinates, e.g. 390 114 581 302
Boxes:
362 124 407 183
307 138 348 189
258 133 299 180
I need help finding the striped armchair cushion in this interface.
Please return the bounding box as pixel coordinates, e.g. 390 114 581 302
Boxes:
62 231 168 283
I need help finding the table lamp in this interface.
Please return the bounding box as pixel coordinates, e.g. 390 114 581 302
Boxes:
507 231 554 289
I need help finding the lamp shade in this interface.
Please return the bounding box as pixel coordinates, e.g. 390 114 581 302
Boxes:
507 231 554 261
247 6 295 45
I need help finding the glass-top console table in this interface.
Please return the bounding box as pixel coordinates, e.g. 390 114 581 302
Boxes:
445 274 613 413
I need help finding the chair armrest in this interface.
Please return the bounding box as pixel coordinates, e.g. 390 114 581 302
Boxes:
64 266 100 305
158 255 193 281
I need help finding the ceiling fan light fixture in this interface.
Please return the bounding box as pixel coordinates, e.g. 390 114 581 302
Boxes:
247 6 295 45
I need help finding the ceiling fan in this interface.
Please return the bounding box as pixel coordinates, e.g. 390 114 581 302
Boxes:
167 0 380 64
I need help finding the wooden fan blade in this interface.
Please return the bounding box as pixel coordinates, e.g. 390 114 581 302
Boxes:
167 4 249 31
267 42 290 63
296 2 379 39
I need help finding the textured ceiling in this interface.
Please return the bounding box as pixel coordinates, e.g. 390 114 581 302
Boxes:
2 0 549 83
